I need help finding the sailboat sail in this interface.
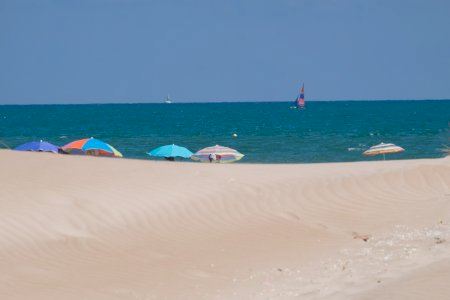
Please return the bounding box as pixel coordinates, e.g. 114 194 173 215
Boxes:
295 84 305 108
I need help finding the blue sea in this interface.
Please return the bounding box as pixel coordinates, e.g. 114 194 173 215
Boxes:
0 101 449 163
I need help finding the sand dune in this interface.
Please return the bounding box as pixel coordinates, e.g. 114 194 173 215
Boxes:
0 150 449 299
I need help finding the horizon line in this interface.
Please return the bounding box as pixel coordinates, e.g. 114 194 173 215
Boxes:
0 98 450 106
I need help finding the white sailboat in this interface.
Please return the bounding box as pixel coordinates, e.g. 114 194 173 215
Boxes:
164 95 172 104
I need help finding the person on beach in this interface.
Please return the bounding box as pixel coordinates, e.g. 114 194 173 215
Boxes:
164 157 175 161
209 153 216 163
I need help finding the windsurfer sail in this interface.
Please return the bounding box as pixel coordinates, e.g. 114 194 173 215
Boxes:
294 84 305 108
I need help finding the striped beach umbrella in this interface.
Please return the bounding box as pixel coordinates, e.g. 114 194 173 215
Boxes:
62 137 122 157
191 145 244 163
363 142 404 160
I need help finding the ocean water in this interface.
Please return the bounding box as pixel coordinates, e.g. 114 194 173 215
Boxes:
0 101 449 163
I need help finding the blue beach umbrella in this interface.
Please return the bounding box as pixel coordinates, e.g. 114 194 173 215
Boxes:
147 144 193 160
14 140 59 154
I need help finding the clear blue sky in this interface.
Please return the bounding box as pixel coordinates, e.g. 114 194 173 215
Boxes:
1 0 450 104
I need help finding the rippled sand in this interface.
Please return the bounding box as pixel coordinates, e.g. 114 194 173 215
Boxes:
0 150 449 299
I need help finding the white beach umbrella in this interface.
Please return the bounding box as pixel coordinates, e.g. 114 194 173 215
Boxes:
363 142 405 160
440 145 449 157
191 145 244 163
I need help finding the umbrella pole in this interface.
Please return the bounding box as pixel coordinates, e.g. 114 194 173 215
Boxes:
383 153 385 160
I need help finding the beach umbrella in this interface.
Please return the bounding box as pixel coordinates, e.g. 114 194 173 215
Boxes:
439 145 450 157
363 142 404 160
147 144 193 160
14 140 59 154
191 145 244 163
62 137 122 157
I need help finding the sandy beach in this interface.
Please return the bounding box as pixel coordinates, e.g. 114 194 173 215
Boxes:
0 150 449 299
